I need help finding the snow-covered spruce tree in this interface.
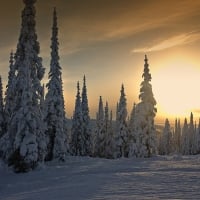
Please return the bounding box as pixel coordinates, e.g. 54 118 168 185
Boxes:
0 52 16 160
194 120 199 154
6 0 46 172
4 51 16 131
40 84 45 113
104 103 115 158
196 119 200 154
71 82 84 156
104 102 109 157
0 76 4 138
177 119 181 153
44 8 67 161
128 103 138 157
134 55 157 158
116 102 119 121
129 103 136 132
189 112 197 154
181 118 189 155
94 96 106 157
173 119 181 153
115 84 129 158
160 119 172 155
81 75 92 156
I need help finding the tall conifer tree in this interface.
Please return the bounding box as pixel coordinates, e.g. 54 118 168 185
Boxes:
135 55 157 157
181 118 189 155
71 82 84 156
189 112 196 154
129 103 136 132
160 119 172 155
45 8 67 161
81 75 92 156
0 76 4 138
94 96 106 157
128 103 138 157
0 52 15 159
173 119 181 153
115 84 129 157
196 119 200 154
104 102 115 158
5 0 46 172
4 51 16 129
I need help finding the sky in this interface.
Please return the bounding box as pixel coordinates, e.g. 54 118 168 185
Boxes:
1 0 200 123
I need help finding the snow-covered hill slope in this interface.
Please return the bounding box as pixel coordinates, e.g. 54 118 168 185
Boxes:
1 155 200 200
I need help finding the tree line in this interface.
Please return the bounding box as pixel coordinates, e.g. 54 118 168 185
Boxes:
0 0 197 173
0 0 157 172
159 113 200 155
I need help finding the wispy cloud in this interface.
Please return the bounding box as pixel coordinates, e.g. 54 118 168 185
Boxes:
132 32 200 53
32 0 200 56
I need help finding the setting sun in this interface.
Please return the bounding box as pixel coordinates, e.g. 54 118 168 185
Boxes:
153 58 200 120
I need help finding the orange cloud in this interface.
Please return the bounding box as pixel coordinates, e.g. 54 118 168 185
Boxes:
132 33 200 53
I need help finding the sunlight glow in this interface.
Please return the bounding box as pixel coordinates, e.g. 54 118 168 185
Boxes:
152 58 200 119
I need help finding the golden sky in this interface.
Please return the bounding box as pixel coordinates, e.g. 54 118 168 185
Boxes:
1 0 200 123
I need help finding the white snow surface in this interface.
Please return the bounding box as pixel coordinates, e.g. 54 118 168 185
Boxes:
1 155 200 199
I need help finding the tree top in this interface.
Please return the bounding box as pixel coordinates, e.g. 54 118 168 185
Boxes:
142 54 152 82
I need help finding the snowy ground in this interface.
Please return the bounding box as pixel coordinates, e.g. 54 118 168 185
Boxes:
0 155 200 200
